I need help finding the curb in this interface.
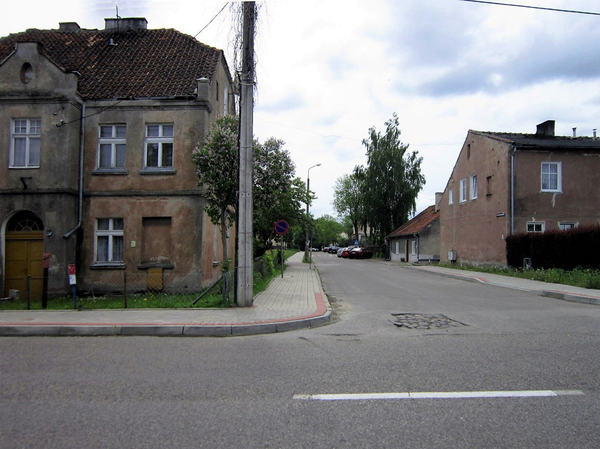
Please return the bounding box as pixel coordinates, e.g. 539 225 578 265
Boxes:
406 266 600 306
0 311 332 337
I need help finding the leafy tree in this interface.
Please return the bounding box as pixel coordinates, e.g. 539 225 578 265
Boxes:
253 138 305 257
192 115 238 267
362 113 425 242
313 215 344 248
333 170 365 243
193 118 305 262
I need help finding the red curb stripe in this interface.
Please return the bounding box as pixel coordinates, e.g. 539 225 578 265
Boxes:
0 293 329 327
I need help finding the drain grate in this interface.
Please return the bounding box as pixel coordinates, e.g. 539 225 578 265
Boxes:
391 313 466 329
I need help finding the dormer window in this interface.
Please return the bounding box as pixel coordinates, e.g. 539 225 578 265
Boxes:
20 63 33 84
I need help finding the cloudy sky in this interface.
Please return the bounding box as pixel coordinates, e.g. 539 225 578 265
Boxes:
3 0 600 220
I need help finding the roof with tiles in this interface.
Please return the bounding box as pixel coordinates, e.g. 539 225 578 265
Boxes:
387 205 440 238
0 21 225 100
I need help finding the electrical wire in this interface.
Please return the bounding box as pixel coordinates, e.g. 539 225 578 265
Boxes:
194 3 230 38
458 0 600 16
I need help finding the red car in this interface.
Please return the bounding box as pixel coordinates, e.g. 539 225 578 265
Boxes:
341 245 358 258
349 247 373 259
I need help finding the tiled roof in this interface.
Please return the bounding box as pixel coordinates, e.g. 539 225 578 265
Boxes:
474 131 600 150
0 26 224 100
387 205 440 238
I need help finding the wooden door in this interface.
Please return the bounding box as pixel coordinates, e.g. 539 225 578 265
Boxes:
4 231 44 299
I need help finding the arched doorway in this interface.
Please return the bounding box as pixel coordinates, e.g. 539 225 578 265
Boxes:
4 211 44 299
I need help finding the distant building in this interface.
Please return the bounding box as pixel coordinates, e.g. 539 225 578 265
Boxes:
387 198 441 264
0 18 236 298
439 120 600 266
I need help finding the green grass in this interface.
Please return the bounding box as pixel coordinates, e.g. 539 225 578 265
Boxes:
0 249 299 311
440 263 600 290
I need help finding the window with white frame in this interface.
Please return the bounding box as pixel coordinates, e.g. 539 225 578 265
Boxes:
541 161 561 192
526 222 544 233
411 240 417 255
559 222 577 230
470 175 478 200
95 218 124 263
448 189 454 205
10 118 41 168
98 125 126 169
459 179 467 203
145 124 174 169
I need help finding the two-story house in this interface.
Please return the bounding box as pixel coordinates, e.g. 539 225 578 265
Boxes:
439 120 600 266
0 18 236 298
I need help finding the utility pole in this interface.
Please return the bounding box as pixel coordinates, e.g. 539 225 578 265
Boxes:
236 1 255 307
304 163 321 264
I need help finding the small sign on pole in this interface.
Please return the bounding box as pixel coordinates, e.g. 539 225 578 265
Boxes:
68 264 76 285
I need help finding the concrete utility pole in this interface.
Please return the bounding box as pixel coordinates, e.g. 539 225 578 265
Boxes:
236 1 255 307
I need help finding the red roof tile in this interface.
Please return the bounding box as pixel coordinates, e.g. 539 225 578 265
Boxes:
387 205 439 238
0 26 224 100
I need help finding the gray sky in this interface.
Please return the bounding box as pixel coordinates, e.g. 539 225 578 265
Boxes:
3 0 600 220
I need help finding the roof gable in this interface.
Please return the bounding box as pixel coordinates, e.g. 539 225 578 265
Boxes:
388 205 440 238
0 26 224 100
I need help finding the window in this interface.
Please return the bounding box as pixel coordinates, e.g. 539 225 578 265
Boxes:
486 175 493 196
541 161 561 192
145 124 173 169
448 189 454 205
527 222 544 233
411 240 417 255
459 179 467 203
98 125 126 170
10 119 41 168
95 218 124 263
470 175 478 200
559 222 577 230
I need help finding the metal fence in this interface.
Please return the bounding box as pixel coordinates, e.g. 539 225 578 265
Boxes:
1 271 235 310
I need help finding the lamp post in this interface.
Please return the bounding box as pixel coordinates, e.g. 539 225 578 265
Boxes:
305 163 321 265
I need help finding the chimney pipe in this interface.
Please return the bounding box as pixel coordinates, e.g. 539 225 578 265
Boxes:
594 129 597 140
573 127 577 138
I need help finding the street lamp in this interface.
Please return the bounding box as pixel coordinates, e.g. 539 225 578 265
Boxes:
305 163 321 265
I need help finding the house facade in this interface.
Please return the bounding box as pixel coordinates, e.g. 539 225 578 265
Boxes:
387 201 441 264
439 120 600 266
0 18 236 298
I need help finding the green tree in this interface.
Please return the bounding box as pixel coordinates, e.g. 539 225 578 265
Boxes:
192 115 238 267
253 138 305 257
333 171 365 242
193 119 305 261
313 214 344 248
362 113 425 242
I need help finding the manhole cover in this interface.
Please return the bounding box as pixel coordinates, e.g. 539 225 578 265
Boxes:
391 313 466 329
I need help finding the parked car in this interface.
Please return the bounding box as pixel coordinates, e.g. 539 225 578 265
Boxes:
328 246 339 254
349 247 373 259
337 247 345 258
341 245 358 258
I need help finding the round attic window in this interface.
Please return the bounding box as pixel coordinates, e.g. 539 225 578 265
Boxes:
20 63 33 84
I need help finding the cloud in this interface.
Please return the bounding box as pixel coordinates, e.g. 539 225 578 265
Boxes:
256 92 307 114
383 0 600 98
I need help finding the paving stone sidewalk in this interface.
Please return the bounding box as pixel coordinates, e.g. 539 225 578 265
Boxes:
0 252 332 337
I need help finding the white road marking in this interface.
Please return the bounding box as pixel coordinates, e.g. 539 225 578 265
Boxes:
293 390 584 401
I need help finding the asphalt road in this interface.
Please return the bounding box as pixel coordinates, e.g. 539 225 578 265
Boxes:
1 252 599 448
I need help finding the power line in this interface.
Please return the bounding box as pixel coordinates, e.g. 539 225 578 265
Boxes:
458 0 600 16
194 3 230 38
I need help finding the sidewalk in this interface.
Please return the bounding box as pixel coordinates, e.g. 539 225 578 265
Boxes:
0 252 331 337
405 263 600 306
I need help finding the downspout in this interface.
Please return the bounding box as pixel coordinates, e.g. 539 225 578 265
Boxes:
64 103 85 239
510 145 516 236
414 233 419 263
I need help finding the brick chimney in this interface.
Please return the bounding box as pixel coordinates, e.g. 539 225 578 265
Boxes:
104 18 148 32
536 120 555 137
